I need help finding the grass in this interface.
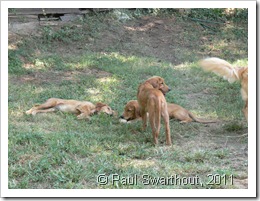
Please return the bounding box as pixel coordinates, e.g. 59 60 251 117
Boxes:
8 9 248 189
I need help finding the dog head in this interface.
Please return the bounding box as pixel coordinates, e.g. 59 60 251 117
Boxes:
120 100 141 121
145 76 171 95
93 102 115 116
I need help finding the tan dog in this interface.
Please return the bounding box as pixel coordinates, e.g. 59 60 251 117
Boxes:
199 57 248 121
137 76 171 145
26 98 114 120
120 100 216 124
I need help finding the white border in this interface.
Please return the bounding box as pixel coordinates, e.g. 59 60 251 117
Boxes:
1 1 256 198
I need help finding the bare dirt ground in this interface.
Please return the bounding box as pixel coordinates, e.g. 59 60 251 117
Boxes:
8 13 248 189
9 14 247 64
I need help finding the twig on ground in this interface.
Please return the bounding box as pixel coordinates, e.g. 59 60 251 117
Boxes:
225 133 248 138
199 23 217 32
210 133 248 138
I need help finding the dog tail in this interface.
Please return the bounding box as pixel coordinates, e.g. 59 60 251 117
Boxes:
199 57 242 83
188 111 217 124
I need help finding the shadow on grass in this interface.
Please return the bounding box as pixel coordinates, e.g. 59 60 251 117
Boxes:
9 50 247 122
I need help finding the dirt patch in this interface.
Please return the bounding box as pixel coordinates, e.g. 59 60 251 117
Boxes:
233 178 248 188
91 16 200 64
8 15 247 65
9 68 112 85
9 21 40 36
8 32 23 50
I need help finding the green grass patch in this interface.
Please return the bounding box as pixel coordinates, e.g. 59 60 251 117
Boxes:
8 11 248 189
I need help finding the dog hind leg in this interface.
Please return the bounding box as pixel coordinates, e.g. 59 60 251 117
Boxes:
34 99 57 110
149 109 160 145
31 108 57 115
140 108 148 131
27 98 58 115
148 98 161 145
242 100 248 122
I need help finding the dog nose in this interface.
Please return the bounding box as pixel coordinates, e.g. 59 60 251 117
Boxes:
119 115 124 119
168 88 171 91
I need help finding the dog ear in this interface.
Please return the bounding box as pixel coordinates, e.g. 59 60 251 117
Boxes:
134 103 141 118
95 102 106 112
149 78 160 89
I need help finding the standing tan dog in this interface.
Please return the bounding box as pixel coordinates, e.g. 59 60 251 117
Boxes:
120 100 216 123
137 76 171 145
199 57 248 121
26 98 114 120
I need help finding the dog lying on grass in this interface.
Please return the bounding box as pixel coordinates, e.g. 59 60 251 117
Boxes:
26 98 115 120
199 57 248 121
137 76 172 145
120 100 216 124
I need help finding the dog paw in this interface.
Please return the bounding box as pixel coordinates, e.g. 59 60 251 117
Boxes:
180 120 189 124
31 111 38 116
154 139 159 145
77 116 84 120
119 119 127 123
25 110 31 115
166 142 172 146
77 114 90 120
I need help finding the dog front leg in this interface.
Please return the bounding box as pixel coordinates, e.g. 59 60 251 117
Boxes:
77 113 90 120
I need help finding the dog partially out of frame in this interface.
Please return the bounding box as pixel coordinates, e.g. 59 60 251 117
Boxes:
137 76 172 145
120 100 217 124
26 98 115 120
199 57 248 121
